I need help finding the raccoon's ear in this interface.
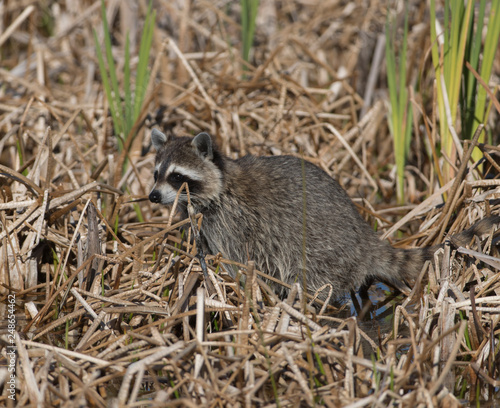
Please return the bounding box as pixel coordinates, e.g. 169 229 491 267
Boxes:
151 129 168 150
192 132 213 161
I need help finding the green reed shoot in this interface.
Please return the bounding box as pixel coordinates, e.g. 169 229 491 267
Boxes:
430 0 500 178
385 2 412 204
464 0 500 161
240 0 259 67
94 0 156 151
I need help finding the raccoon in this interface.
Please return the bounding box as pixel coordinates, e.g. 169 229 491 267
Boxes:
149 129 498 301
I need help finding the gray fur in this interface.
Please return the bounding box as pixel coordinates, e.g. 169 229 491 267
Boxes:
149 129 498 301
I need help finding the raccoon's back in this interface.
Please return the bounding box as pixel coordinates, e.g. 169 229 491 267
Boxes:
201 155 401 297
233 155 376 241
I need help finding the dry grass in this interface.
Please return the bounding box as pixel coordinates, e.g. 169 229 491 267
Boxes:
1 1 500 407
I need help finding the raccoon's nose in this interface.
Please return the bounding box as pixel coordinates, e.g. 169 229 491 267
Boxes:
149 190 162 203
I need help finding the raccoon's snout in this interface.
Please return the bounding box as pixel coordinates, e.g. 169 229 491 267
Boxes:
149 190 162 203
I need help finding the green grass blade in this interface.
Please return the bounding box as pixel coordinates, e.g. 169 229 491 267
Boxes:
430 0 447 163
479 0 500 89
462 0 486 139
397 5 409 142
471 0 500 159
93 29 123 143
241 0 249 62
466 0 485 105
449 0 472 121
134 2 156 123
474 0 500 126
100 0 124 138
240 0 259 65
429 0 440 71
385 3 411 204
124 33 133 137
443 0 451 88
248 0 259 58
133 9 155 120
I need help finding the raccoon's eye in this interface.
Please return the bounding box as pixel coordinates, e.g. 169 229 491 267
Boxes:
170 172 185 183
154 170 158 182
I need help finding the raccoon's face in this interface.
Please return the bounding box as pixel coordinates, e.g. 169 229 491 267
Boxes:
149 129 224 211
